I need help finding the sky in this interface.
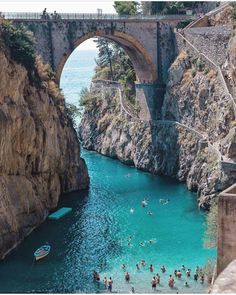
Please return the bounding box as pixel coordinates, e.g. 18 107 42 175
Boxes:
0 0 116 50
0 1 116 13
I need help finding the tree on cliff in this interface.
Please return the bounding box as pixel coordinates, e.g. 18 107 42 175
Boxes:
94 38 114 81
1 21 35 70
93 38 136 101
113 1 139 16
141 1 206 15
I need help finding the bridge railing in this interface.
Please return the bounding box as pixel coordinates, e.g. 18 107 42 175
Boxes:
3 11 195 21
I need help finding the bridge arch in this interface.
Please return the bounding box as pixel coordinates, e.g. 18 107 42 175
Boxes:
56 30 157 84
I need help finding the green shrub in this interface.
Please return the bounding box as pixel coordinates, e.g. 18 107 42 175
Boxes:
79 87 100 106
204 68 210 75
176 19 192 29
231 2 236 21
1 21 35 70
196 59 205 71
65 102 81 128
191 69 196 77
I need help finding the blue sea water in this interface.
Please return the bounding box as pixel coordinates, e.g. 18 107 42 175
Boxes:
0 47 216 293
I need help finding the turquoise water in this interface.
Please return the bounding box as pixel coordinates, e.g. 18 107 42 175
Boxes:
0 47 216 293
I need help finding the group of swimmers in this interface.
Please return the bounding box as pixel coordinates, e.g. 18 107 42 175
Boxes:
93 271 113 292
130 196 170 216
93 263 205 293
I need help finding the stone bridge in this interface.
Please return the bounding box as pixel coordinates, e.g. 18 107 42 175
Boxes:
7 12 192 120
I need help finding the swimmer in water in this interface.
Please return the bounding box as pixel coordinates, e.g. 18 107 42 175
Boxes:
141 259 146 266
168 275 174 288
176 270 182 278
140 242 145 247
141 201 147 207
156 274 160 285
148 239 156 244
103 277 107 289
125 272 130 282
121 264 126 270
130 208 134 214
149 264 154 272
147 211 153 216
181 264 186 270
161 265 166 273
186 269 191 277
200 273 204 284
151 276 157 290
136 264 140 270
131 286 135 293
184 281 189 287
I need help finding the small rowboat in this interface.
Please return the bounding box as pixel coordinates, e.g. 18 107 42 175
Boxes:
34 245 51 261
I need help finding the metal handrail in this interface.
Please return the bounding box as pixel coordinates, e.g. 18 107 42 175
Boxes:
3 11 195 21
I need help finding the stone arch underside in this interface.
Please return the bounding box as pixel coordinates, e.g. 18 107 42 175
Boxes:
56 30 157 84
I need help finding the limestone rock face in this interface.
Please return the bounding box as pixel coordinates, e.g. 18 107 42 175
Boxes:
0 47 89 258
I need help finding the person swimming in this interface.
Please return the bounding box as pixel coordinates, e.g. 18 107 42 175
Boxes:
147 211 153 216
168 275 174 288
186 269 191 277
108 277 113 293
176 270 182 278
140 242 145 247
93 271 100 282
125 272 130 282
136 263 140 270
151 276 157 290
130 208 134 214
131 286 135 293
141 259 146 266
159 198 169 204
194 273 198 281
184 281 189 287
200 273 204 284
141 201 147 207
103 277 107 289
156 274 160 284
148 239 156 244
181 265 186 270
149 264 154 272
121 263 126 269
161 265 166 273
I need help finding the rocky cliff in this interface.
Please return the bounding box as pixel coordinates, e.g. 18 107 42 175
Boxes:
0 24 89 258
79 29 236 209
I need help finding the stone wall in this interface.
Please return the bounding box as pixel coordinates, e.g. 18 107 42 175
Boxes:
184 25 232 66
217 184 236 275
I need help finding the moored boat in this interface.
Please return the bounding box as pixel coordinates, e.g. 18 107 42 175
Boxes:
34 245 51 261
